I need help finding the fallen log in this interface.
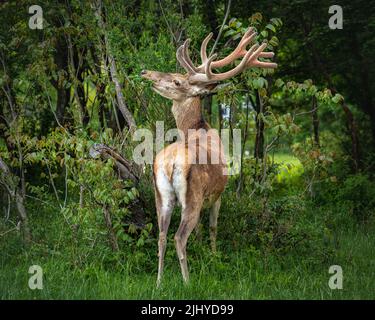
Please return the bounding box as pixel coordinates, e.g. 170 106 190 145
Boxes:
89 143 147 228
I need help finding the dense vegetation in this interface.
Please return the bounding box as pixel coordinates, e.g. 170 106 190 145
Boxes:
1 0 374 299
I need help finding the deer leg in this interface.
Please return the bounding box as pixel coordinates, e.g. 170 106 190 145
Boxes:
155 173 175 288
157 206 173 287
174 202 202 283
194 215 203 242
209 196 221 253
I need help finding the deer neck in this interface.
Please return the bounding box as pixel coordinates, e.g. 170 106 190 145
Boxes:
172 97 208 137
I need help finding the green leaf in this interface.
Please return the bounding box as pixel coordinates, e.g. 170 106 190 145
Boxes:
270 18 283 27
229 18 238 28
275 78 284 88
269 36 279 46
332 93 344 104
266 24 276 33
224 29 236 38
260 30 268 38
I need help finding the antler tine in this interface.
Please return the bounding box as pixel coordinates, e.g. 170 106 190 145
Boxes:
200 32 213 66
196 28 257 71
210 27 257 69
259 51 275 58
209 28 277 69
176 40 198 75
183 39 200 73
190 42 276 84
177 26 277 84
246 42 277 69
209 43 262 82
204 53 218 80
176 44 194 74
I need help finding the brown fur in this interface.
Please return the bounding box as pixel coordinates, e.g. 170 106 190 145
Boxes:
140 27 277 285
143 76 228 285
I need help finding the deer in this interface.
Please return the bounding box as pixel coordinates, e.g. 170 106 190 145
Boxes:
141 27 277 286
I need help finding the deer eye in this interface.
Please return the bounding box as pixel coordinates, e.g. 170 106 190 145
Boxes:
173 80 181 87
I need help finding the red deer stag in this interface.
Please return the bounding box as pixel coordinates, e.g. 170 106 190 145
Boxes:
141 27 277 286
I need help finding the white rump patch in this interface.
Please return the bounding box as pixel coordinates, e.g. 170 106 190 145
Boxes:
156 169 175 215
172 165 187 209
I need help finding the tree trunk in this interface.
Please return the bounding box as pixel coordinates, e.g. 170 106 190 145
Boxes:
350 35 374 150
51 37 71 125
340 101 360 172
56 87 70 125
66 36 90 127
15 191 31 243
74 47 90 126
108 57 137 133
254 90 264 161
218 103 223 137
236 93 250 197
102 205 119 252
0 158 31 244
90 46 108 130
94 0 137 133
203 94 213 124
311 95 320 147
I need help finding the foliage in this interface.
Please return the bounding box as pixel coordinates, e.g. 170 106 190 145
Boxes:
0 0 374 299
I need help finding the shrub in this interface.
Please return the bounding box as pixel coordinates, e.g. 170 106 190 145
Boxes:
336 174 375 222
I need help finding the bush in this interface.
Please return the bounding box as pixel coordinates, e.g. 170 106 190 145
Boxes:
336 174 375 222
218 185 332 266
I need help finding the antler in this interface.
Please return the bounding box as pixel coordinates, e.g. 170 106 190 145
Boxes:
176 27 277 84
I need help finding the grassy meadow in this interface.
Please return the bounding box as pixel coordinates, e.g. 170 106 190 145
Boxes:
1 154 374 300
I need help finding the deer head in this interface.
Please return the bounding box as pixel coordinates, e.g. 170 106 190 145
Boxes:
141 27 277 101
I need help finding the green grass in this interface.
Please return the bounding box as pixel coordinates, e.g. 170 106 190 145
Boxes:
1 227 374 299
1 153 374 300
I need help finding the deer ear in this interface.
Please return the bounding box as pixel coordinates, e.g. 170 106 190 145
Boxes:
197 83 217 97
206 83 218 91
206 83 218 92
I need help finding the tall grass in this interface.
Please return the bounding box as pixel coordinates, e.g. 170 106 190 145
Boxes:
1 154 374 300
1 226 374 299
